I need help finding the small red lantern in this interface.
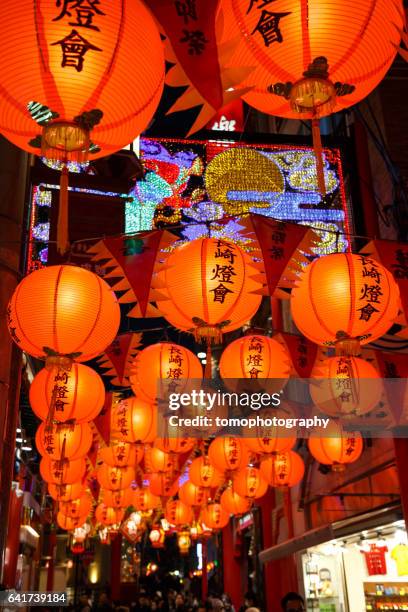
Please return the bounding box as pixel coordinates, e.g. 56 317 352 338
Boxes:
260 451 305 489
220 487 252 515
232 467 268 499
36 421 93 461
201 503 230 530
96 465 135 491
165 500 193 526
99 443 144 467
95 504 125 527
179 481 208 507
208 437 251 473
189 456 224 488
40 457 86 484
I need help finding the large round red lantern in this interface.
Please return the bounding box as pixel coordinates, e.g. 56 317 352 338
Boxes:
133 488 160 512
310 355 383 417
59 494 92 519
260 451 305 489
208 437 251 473
99 443 144 467
30 363 105 423
0 1 164 160
48 482 84 502
57 512 88 531
232 467 268 499
36 421 93 461
165 500 193 526
95 504 125 527
111 397 156 444
308 422 363 471
291 254 400 346
155 435 195 455
96 465 134 491
242 408 297 455
101 488 137 509
130 343 203 403
179 481 208 507
201 503 230 530
144 447 179 474
189 456 225 488
7 266 120 360
153 238 263 342
148 472 179 497
220 487 252 515
40 457 86 484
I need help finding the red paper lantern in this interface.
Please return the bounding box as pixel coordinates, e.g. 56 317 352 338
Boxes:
208 437 251 473
59 494 92 519
40 457 86 484
179 481 208 507
48 482 84 502
242 408 297 455
189 456 225 488
220 487 252 515
148 472 179 498
260 451 305 489
144 447 179 474
155 435 195 455
57 512 88 531
133 488 160 512
201 503 230 530
95 504 125 527
308 422 363 471
7 265 120 360
165 500 193 526
36 421 93 461
99 443 144 467
111 397 156 444
232 466 268 499
101 488 137 509
96 465 135 491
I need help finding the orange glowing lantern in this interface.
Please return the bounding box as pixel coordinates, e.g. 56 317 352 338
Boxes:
36 421 93 461
133 488 160 512
57 512 88 531
179 481 208 507
308 422 363 471
291 254 400 347
260 451 305 489
242 408 297 455
148 472 179 497
59 494 92 519
30 362 105 423
220 487 252 515
7 265 120 360
144 447 179 474
155 435 195 455
232 467 268 499
40 457 86 484
310 355 383 417
95 504 125 527
130 342 203 403
99 443 144 468
48 482 84 502
111 397 156 444
165 500 193 526
177 531 191 555
96 465 134 491
153 238 263 342
208 437 251 473
101 488 137 509
189 456 225 488
149 526 165 548
201 503 230 530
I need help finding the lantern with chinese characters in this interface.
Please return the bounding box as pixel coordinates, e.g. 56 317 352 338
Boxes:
144 447 179 474
179 481 208 507
133 488 160 512
189 456 225 488
30 363 105 423
95 504 125 527
99 443 144 468
59 494 92 519
36 421 93 461
7 265 120 360
111 397 156 444
260 451 305 489
220 487 252 515
208 437 251 473
308 422 363 471
242 408 297 455
149 526 165 548
155 434 195 455
48 482 84 502
96 465 135 491
101 488 137 509
57 512 88 531
177 531 191 555
232 467 268 499
0 0 164 157
218 0 404 194
291 254 400 347
310 355 383 417
40 457 86 484
165 500 193 526
153 238 263 343
130 343 203 403
201 503 230 530
148 472 179 497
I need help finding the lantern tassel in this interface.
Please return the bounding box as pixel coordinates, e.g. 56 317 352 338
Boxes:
57 164 70 254
311 118 326 196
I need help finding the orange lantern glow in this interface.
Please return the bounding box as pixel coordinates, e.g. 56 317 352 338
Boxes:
310 355 383 417
57 512 88 531
30 363 105 423
220 487 252 515
48 482 84 502
208 437 251 473
0 1 164 161
148 472 179 497
177 531 191 555
165 500 193 526
7 265 120 360
111 397 156 444
130 343 203 403
308 422 363 471
144 447 179 474
153 238 263 342
59 494 92 519
149 526 165 548
242 408 297 455
95 504 125 527
133 488 160 512
232 467 268 499
291 254 400 346
36 421 93 461
40 457 86 484
201 503 230 530
189 456 225 488
155 435 196 455
101 488 137 509
179 481 208 507
96 465 134 491
99 443 144 468
260 451 305 489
